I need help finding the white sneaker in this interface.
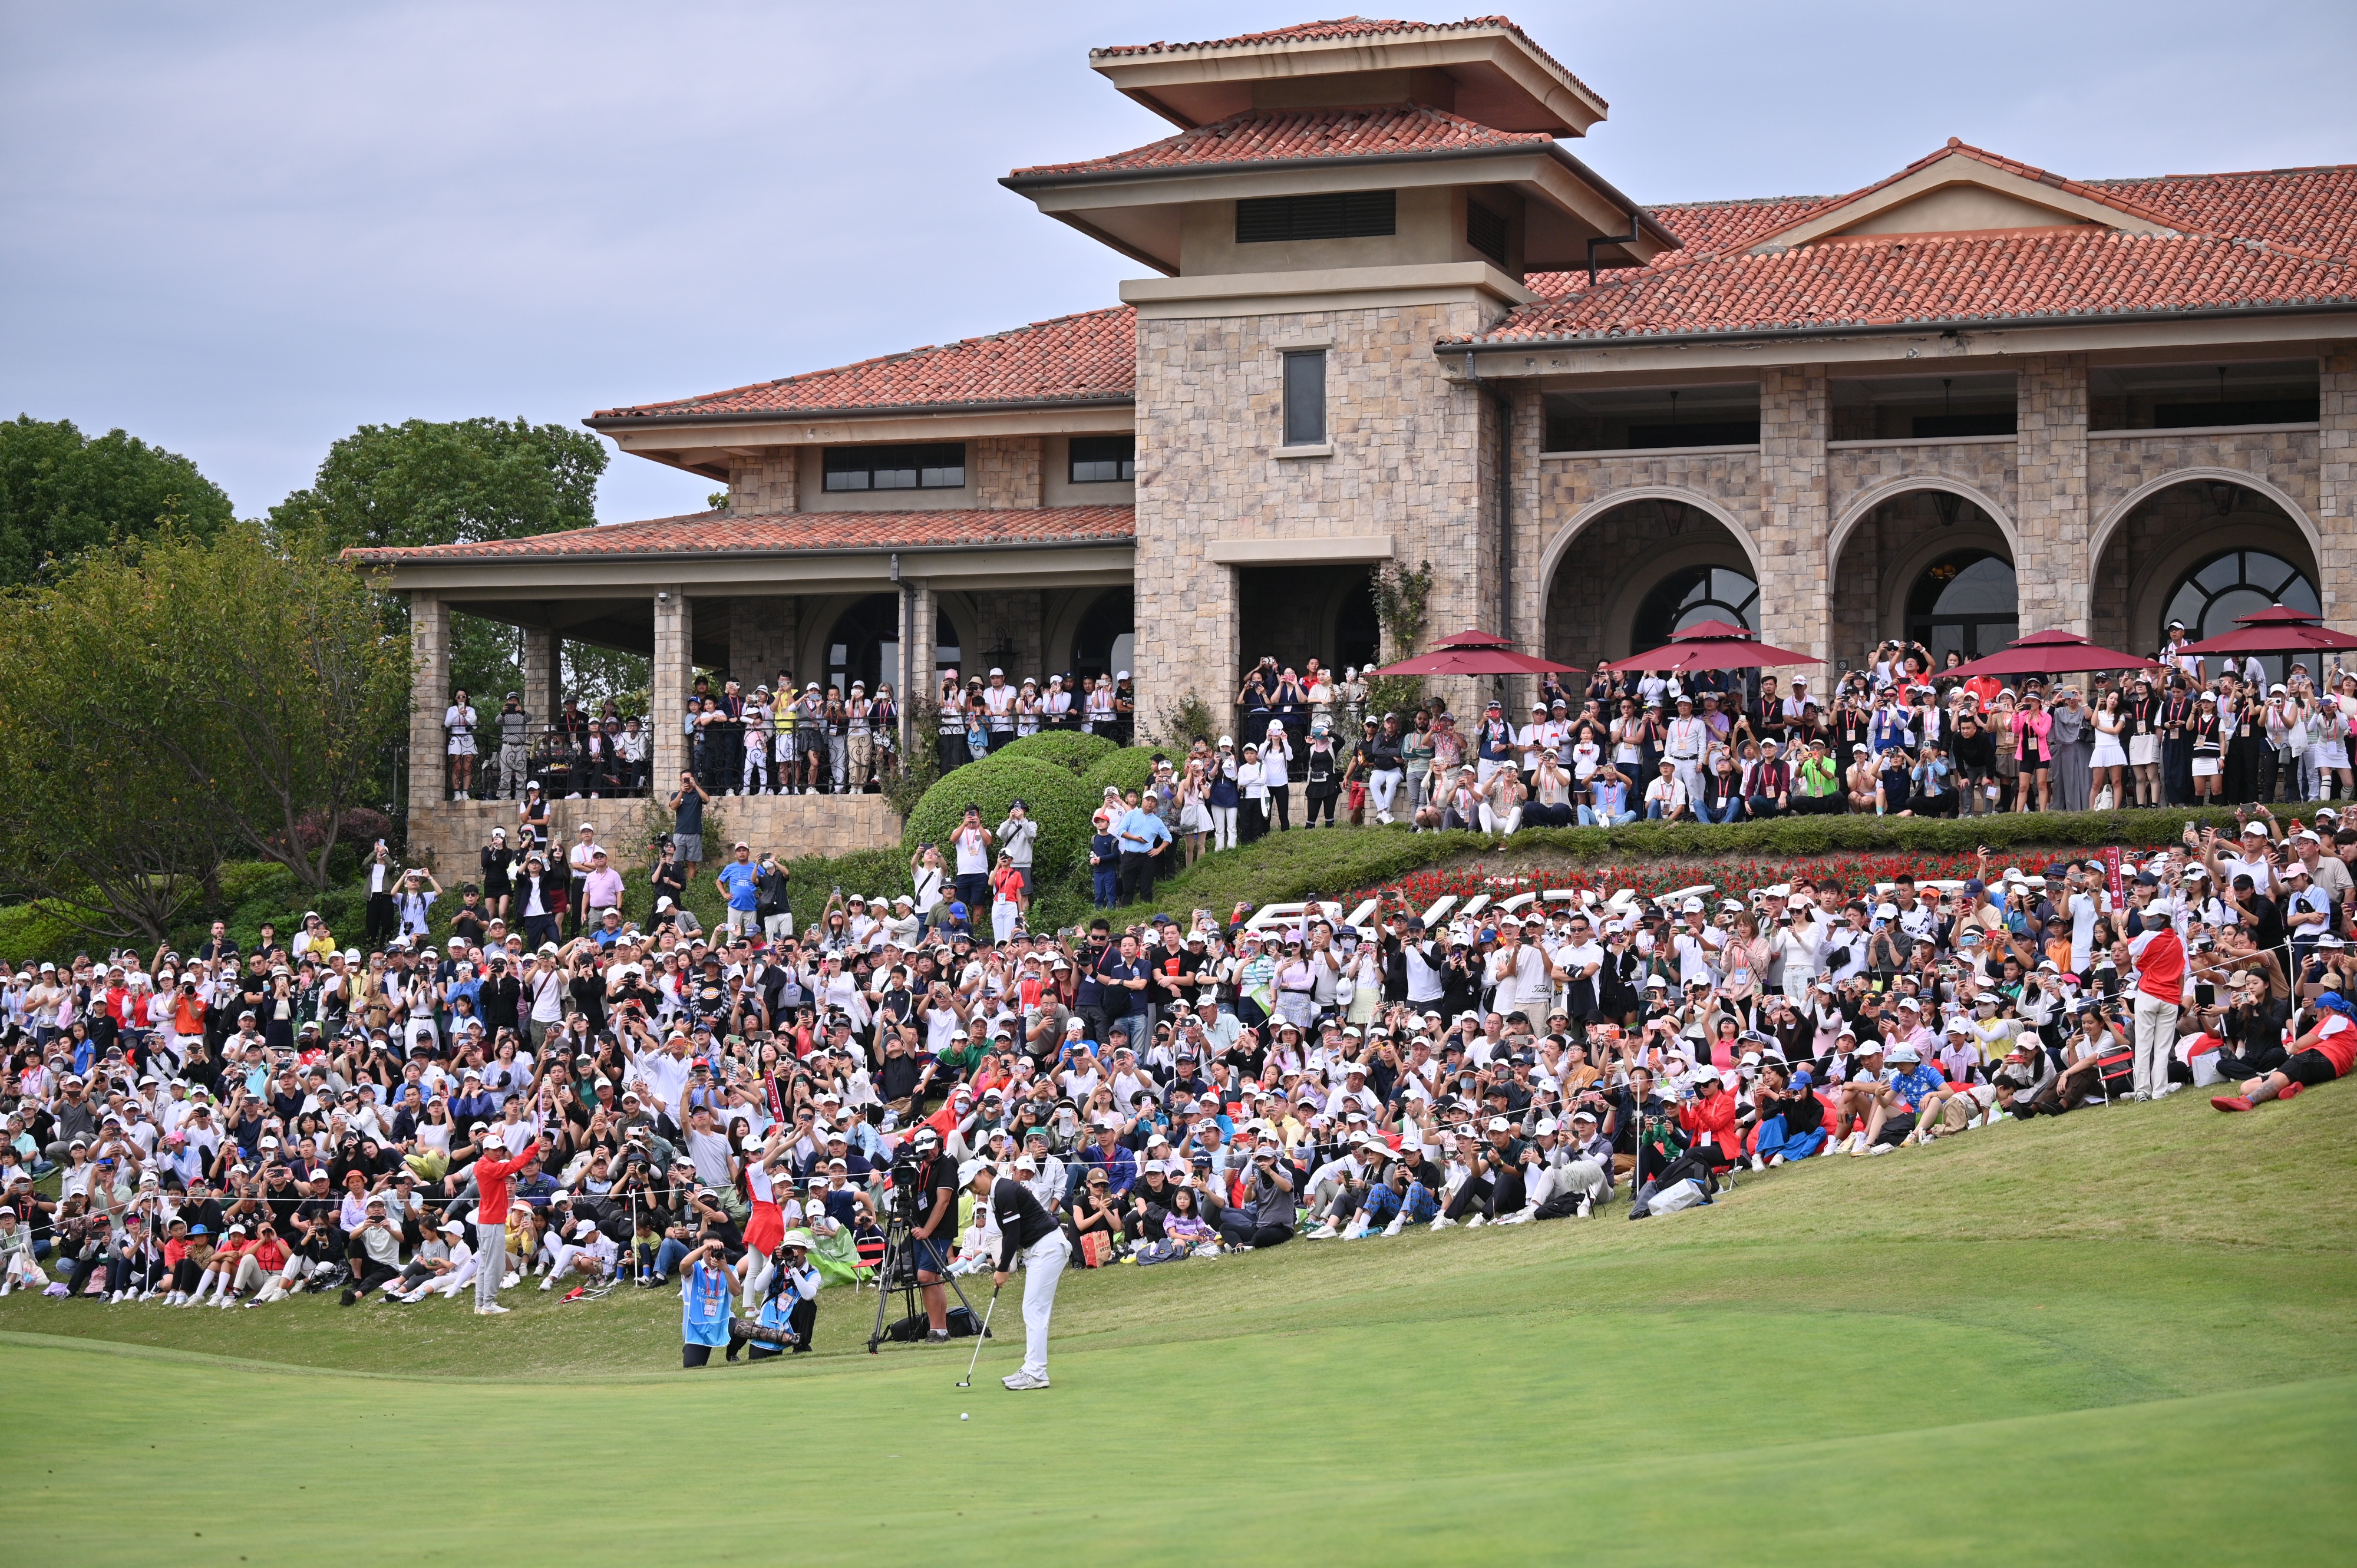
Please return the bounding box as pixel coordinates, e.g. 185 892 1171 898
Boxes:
1750 1156 1768 1173
1465 1214 1487 1229
2155 1084 2182 1098
1305 1223 1339 1240
539 1276 556 1290
108 1290 126 1303
218 1294 237 1307
1381 1217 1405 1237
1428 1216 1456 1232
501 1272 520 1289
1494 1209 1534 1226
1576 1197 1593 1219
2132 1090 2149 1102
1768 1154 1785 1168
1866 1143 1894 1156
1002 1370 1049 1391
476 1304 511 1316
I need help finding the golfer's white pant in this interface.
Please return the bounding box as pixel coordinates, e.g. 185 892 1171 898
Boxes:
1368 770 1401 821
2132 993 2179 1097
474 1222 506 1309
1018 1232 1069 1378
1209 804 1237 851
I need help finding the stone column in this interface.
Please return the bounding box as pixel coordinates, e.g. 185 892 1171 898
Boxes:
728 453 797 516
1758 366 1832 661
2015 355 2091 635
520 628 559 726
407 591 451 805
652 587 694 788
972 437 1044 509
901 579 934 749
2319 345 2357 625
727 596 794 689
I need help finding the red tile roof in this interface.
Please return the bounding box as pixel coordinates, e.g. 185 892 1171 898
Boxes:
1009 103 1554 180
590 309 1135 424
1091 15 1602 109
1475 149 2357 344
344 507 1136 565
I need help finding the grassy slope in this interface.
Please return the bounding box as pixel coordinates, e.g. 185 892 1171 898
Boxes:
2 1087 2352 1565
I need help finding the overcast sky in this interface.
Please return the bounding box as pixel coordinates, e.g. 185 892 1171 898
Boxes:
5 1 2352 524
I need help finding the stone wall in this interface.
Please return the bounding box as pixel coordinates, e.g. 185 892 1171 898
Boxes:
728 453 796 516
2323 346 2357 623
1133 299 1491 719
1758 367 1832 659
2014 355 2090 634
1828 438 2018 542
407 593 450 803
725 596 797 690
404 794 900 877
971 437 1044 510
1828 493 2012 656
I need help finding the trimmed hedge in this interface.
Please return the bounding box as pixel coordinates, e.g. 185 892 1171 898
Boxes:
902 755 1095 877
985 731 1118 776
784 847 913 935
1099 806 2252 926
1080 746 1161 801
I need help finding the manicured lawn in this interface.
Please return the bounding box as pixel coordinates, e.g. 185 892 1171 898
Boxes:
4 1085 2352 1565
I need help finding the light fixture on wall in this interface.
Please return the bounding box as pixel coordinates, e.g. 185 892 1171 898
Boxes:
1932 491 1963 528
2208 480 2242 517
983 635 1018 670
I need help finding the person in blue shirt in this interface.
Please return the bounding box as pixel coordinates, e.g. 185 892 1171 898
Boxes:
1088 822 1121 909
1114 793 1173 905
714 843 762 941
679 1238 735 1368
734 1230 820 1361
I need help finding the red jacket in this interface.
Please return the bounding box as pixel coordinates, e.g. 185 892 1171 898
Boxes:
1678 1087 1740 1150
472 1150 536 1226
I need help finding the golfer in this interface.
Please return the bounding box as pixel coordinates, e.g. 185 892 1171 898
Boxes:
963 1160 1069 1391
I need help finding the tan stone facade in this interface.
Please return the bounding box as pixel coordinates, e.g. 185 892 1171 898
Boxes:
1132 299 1500 718
403 793 898 875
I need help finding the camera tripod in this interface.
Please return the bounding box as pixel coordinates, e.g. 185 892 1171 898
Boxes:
864 1210 981 1353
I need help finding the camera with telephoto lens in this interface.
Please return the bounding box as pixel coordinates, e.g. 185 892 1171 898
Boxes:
886 1150 925 1223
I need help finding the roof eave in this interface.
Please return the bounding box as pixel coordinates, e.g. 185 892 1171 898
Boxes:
1438 296 2357 356
347 533 1136 570
585 393 1137 432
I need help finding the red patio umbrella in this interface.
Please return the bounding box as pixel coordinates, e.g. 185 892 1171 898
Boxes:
2178 603 2357 658
1615 619 1822 673
1368 643 1581 678
1422 628 1516 650
1942 628 2161 681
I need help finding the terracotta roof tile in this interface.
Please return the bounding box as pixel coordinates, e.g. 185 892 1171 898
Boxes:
1466 224 2356 345
592 308 1135 423
1010 103 1553 179
344 507 1135 566
1091 15 1603 109
2086 166 2357 263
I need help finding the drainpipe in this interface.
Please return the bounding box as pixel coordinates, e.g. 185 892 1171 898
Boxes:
1587 210 1640 288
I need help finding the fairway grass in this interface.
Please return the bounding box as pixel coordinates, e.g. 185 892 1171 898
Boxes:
5 1086 2353 1565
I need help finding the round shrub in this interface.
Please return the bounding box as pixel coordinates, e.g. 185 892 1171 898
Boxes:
902 756 1095 877
986 730 1119 776
1079 746 1160 801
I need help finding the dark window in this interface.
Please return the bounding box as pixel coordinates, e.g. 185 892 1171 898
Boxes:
1543 384 1761 453
821 443 965 492
2153 395 2320 428
2090 359 2320 431
1236 190 1396 245
1466 202 1508 267
1621 420 1760 448
1068 435 1135 484
1905 550 2020 663
1282 351 1326 446
1910 412 2016 438
1632 566 1760 649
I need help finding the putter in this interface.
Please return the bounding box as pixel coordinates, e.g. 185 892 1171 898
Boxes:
955 1283 1001 1388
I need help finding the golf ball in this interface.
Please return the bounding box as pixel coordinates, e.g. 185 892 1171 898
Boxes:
960 1412 969 1421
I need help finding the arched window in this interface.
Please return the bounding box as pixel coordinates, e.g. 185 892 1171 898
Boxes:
2163 550 2318 642
2163 550 2319 682
1905 550 2019 663
824 595 901 696
1630 565 1759 652
1071 588 1134 682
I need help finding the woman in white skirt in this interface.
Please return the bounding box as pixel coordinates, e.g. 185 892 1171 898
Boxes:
2308 685 2351 801
2126 674 2163 807
2189 691 2224 802
2088 689 2130 810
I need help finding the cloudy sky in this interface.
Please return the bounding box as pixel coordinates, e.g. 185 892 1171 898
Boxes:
5 1 2352 524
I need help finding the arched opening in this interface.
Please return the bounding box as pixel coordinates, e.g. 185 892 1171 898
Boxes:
1906 550 2020 663
1071 587 1134 682
2163 548 2319 684
2091 478 2319 665
823 593 900 695
934 607 962 672
1632 565 1760 648
1541 497 1757 669
1830 488 2015 663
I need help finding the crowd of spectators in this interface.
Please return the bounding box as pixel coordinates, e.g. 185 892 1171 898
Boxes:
4 786 2351 1316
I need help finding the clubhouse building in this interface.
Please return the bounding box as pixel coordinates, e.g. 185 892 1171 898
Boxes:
354 15 2357 859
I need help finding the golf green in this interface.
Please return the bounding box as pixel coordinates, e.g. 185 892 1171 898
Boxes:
5 1087 2352 1565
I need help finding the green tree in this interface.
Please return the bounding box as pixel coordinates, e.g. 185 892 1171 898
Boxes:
0 527 409 931
0 415 236 587
271 417 646 715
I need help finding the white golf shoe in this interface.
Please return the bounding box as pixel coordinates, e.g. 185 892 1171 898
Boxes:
1002 1370 1050 1391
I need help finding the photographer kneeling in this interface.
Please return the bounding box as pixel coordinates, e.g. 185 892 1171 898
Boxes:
1216 1134 1296 1250
728 1230 820 1362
